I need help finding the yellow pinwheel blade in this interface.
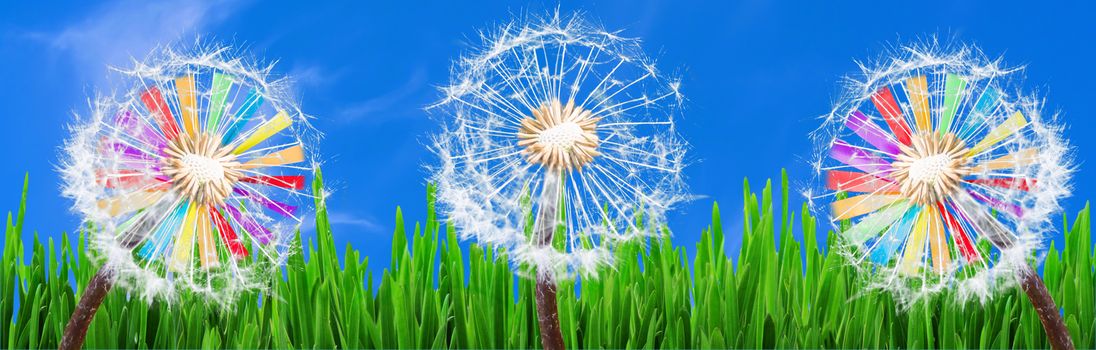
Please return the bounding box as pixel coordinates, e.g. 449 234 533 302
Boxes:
169 203 200 272
900 207 931 276
968 111 1028 157
905 76 931 132
232 111 292 155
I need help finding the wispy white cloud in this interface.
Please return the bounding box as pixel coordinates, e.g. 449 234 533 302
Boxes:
27 0 242 85
327 211 384 232
288 63 349 89
335 66 428 123
300 210 385 235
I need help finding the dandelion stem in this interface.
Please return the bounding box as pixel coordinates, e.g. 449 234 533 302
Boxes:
533 171 566 350
59 267 113 350
1019 264 1075 350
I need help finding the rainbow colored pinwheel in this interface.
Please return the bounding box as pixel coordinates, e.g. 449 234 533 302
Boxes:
812 48 1070 303
62 48 314 304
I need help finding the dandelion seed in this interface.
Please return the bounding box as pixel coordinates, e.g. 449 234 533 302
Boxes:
810 43 1074 349
430 12 689 350
60 44 317 308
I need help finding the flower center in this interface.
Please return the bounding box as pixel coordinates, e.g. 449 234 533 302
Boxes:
892 133 970 205
907 153 952 185
179 154 226 184
517 99 601 171
161 133 243 205
539 122 585 149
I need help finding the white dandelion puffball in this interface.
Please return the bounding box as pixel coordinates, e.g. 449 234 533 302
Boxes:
61 45 318 305
431 13 689 280
809 44 1072 305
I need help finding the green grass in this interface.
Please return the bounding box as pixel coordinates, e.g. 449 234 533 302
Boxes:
2 171 1093 349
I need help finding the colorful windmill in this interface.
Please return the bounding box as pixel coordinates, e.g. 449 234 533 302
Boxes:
812 46 1073 349
60 46 315 350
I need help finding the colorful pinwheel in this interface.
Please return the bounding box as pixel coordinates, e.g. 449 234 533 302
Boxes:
811 45 1073 349
61 46 315 307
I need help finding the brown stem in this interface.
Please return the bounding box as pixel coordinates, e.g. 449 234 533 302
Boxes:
1019 264 1074 350
59 267 113 350
533 172 565 350
535 277 565 350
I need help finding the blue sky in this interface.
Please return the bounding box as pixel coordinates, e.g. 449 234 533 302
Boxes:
1 0 1094 274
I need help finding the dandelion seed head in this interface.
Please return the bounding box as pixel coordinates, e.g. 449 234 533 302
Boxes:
431 12 689 280
808 41 1072 308
60 42 319 308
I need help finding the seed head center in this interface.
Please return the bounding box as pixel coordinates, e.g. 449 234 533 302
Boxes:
907 153 952 185
517 99 601 172
539 122 585 149
161 133 243 205
179 154 226 184
891 133 971 205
